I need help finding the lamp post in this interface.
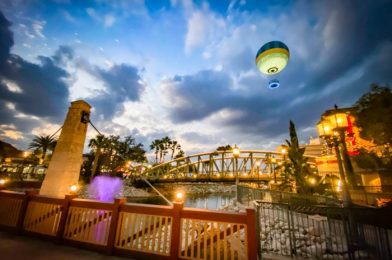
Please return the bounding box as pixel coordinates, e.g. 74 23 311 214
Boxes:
255 160 261 187
232 145 240 185
232 145 240 203
280 148 287 184
317 118 352 207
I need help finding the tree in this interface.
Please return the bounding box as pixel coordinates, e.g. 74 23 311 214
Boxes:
150 139 160 163
216 145 232 151
352 84 392 186
29 135 57 163
88 135 110 179
87 135 146 180
150 137 183 163
169 140 181 160
285 121 312 194
353 84 392 147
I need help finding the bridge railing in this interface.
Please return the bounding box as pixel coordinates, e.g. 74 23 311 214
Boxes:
0 189 258 260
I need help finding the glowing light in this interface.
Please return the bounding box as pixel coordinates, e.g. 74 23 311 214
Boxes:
309 178 316 185
232 145 240 158
175 191 184 202
70 184 78 192
0 179 6 185
281 148 287 154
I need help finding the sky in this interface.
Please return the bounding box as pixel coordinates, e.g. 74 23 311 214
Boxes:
0 0 392 158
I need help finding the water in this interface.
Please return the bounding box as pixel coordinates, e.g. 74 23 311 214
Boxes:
185 193 235 210
88 176 122 202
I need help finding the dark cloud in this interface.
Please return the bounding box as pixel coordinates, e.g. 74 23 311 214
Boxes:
87 64 145 121
0 11 70 147
165 70 232 121
164 0 392 139
0 11 13 66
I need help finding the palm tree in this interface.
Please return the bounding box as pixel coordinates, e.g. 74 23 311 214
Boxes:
150 139 161 163
29 135 57 163
285 121 311 194
170 140 181 159
88 135 110 180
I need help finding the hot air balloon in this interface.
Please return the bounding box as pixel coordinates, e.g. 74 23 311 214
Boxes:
255 41 290 89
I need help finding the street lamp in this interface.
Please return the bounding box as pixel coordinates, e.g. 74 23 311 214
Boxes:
317 115 352 207
232 145 240 185
255 160 261 187
279 147 287 184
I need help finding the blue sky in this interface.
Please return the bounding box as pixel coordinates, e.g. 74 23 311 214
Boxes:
0 0 391 157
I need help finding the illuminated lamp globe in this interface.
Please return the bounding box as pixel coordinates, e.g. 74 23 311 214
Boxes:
256 41 290 75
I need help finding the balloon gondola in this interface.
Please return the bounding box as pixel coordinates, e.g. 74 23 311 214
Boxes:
268 79 280 89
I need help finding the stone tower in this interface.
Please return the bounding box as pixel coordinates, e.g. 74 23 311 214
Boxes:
40 100 91 198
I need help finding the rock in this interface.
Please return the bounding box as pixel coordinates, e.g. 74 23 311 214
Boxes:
307 226 321 237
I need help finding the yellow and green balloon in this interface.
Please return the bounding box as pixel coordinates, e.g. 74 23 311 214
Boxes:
256 41 290 88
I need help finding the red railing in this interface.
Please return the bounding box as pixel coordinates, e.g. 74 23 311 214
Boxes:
0 190 257 260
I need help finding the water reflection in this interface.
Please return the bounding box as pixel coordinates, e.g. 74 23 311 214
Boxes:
185 193 235 210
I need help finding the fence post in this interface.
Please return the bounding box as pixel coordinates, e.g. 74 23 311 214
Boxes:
106 197 126 254
170 202 183 259
246 207 258 260
17 190 38 234
253 202 262 260
56 194 77 243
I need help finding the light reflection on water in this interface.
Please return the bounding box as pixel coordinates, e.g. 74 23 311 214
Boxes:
185 193 235 210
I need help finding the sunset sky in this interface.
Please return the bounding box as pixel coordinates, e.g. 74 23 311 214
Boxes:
1 0 391 157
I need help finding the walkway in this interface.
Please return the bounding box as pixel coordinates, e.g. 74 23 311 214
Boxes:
0 232 131 260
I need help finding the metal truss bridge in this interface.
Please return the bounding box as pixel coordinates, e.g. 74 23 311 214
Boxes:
144 150 285 183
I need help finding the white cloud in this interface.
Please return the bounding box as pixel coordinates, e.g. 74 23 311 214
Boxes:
62 10 79 24
32 20 46 39
31 123 62 137
0 124 24 140
184 5 226 54
104 14 116 28
2 79 23 93
86 8 99 21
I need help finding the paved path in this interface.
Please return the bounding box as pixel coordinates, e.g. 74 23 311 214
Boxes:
0 231 299 260
0 232 132 260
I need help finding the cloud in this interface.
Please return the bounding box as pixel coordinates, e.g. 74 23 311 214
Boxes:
32 20 46 38
0 124 24 140
184 3 226 54
87 64 145 120
0 12 13 65
104 14 116 28
0 11 70 146
62 10 79 24
86 8 118 28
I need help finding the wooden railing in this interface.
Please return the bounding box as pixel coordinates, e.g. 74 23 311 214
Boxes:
0 190 257 260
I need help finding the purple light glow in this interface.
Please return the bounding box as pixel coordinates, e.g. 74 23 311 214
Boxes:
88 176 123 202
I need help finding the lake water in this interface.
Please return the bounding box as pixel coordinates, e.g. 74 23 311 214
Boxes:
185 193 236 210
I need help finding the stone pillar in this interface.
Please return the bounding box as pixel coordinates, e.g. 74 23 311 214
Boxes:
40 100 91 198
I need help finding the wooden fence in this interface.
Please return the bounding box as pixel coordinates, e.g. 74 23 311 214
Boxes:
0 190 257 260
